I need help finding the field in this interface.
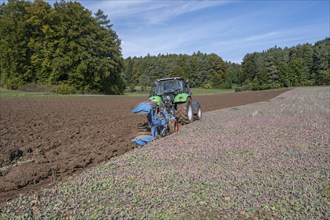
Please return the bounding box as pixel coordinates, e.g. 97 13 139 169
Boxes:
1 87 328 219
1 87 328 218
0 88 290 205
124 86 234 96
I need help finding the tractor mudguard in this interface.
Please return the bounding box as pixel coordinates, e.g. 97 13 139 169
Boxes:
149 96 162 106
174 93 189 103
191 99 200 115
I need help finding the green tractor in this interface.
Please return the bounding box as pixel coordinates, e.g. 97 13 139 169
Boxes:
131 77 202 145
149 77 202 124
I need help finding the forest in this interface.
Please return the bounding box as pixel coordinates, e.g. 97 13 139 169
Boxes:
0 0 329 94
0 0 124 94
124 39 329 92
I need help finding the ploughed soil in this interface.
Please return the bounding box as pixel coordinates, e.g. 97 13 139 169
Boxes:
0 89 289 204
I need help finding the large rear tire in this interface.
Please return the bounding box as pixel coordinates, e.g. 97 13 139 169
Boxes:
176 97 193 125
195 106 202 120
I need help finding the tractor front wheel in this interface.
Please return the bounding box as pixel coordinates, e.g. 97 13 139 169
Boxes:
176 98 193 125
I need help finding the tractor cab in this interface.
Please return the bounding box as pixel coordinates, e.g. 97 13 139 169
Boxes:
150 77 191 97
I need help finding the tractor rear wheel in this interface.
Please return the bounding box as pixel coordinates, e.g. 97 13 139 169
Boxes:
176 97 193 125
194 106 202 120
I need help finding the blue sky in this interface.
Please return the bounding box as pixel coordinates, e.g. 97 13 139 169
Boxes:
53 1 329 62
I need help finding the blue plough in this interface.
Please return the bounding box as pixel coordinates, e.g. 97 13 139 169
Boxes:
131 102 178 146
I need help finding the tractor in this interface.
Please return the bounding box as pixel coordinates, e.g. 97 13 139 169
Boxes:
131 77 202 146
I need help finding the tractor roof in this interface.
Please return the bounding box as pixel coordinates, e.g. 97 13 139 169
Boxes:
156 77 184 82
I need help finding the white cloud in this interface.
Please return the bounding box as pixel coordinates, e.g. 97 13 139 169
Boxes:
121 15 237 57
84 0 229 25
244 32 279 42
145 1 229 25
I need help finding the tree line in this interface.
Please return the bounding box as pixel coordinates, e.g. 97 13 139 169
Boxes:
0 0 124 94
123 38 329 91
239 38 329 90
123 52 232 92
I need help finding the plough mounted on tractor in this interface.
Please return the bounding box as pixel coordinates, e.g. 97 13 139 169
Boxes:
131 77 202 146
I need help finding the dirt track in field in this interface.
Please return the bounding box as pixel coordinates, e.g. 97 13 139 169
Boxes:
0 89 289 204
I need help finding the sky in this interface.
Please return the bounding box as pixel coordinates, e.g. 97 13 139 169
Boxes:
45 1 330 63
